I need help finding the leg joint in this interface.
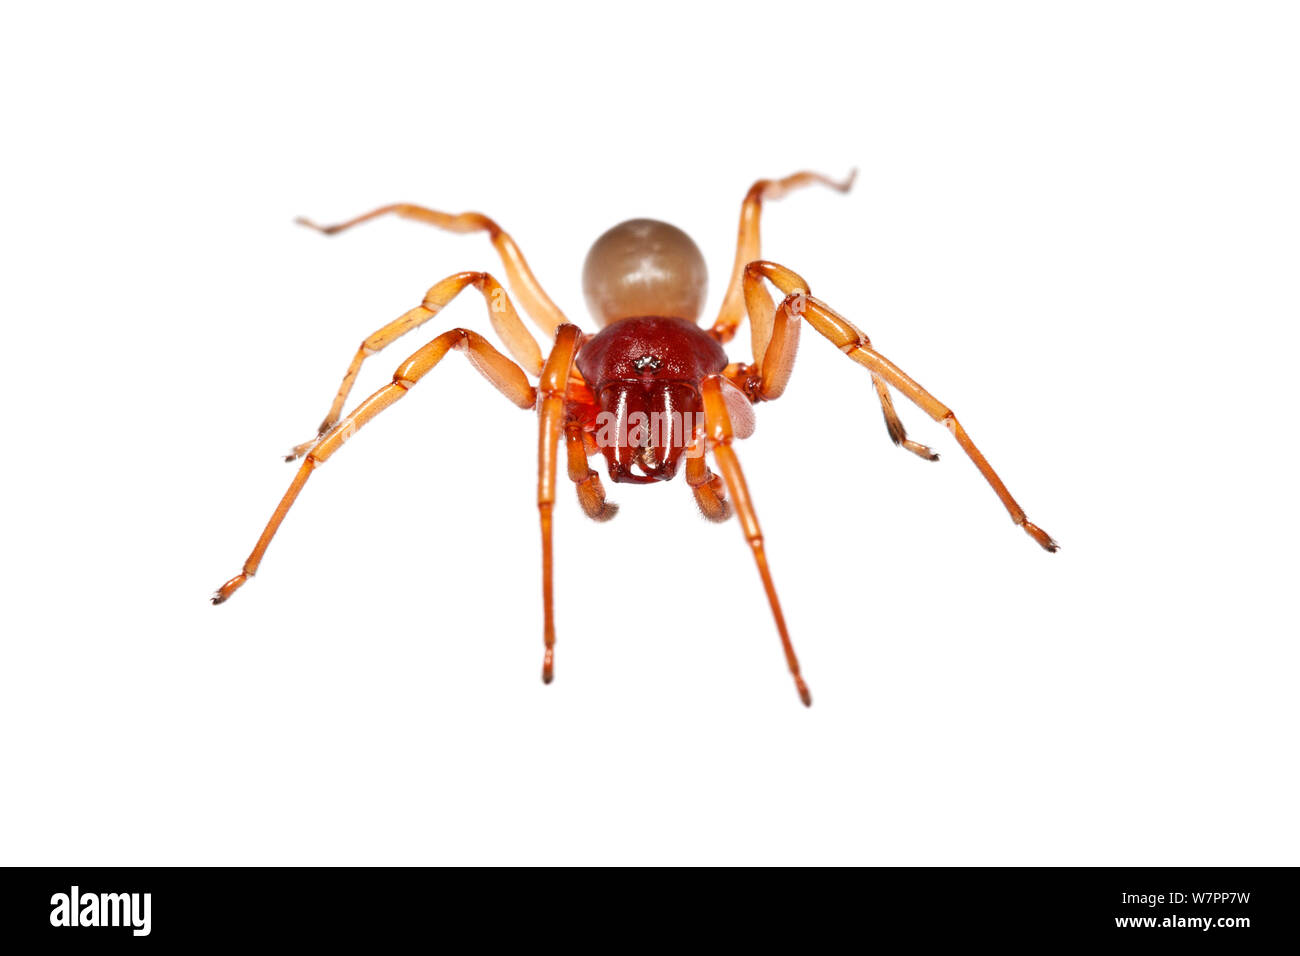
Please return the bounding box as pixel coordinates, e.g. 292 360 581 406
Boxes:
685 466 715 488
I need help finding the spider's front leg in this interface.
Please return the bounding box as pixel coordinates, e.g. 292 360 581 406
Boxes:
536 324 584 683
700 375 810 707
746 260 1059 553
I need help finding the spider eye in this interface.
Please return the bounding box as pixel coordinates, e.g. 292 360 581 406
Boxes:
582 218 708 326
633 355 662 372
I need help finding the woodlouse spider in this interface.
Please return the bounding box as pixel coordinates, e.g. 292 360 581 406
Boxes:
212 170 1058 706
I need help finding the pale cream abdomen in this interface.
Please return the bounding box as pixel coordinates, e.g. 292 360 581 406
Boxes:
581 218 708 327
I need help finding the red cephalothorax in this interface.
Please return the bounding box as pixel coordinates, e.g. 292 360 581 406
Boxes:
576 317 727 483
213 170 1058 706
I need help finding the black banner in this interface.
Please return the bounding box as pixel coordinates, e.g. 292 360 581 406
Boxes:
1 867 1294 945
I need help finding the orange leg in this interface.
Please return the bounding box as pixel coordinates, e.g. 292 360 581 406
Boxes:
871 376 939 461
711 169 856 347
749 260 1058 553
744 261 937 461
287 271 543 460
297 204 570 338
684 434 731 522
212 329 535 605
701 375 811 707
537 325 583 682
564 422 618 521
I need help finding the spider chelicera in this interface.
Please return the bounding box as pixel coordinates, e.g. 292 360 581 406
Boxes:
212 170 1058 706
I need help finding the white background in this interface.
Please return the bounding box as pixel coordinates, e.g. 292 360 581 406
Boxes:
2 2 1296 865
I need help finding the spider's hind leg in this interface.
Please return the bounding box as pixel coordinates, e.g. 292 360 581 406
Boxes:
296 202 570 339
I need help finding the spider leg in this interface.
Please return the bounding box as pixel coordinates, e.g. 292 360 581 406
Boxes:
684 433 731 522
700 375 811 707
741 260 938 461
212 328 536 605
286 271 543 460
872 376 941 461
710 168 855 346
297 204 569 338
749 260 1058 553
710 172 931 459
564 422 618 521
537 325 583 683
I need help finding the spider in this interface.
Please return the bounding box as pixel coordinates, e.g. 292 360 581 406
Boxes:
212 170 1057 706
